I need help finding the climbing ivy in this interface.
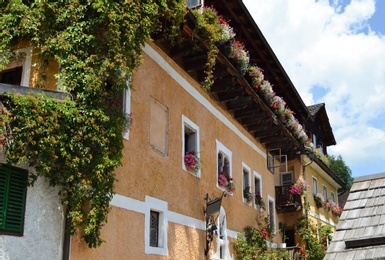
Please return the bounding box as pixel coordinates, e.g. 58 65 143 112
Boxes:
0 1 186 248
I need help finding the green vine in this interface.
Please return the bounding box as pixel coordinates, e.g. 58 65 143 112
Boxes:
192 7 235 90
0 1 186 248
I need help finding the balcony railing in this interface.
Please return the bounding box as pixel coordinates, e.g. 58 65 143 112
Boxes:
284 246 306 260
275 185 302 213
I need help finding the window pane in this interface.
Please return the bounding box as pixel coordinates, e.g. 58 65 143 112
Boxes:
150 211 159 247
254 177 261 194
312 178 317 194
323 186 327 200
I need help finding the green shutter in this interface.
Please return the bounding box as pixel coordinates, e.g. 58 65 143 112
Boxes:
0 168 7 229
0 166 27 234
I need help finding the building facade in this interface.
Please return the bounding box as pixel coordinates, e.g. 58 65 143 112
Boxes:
0 1 346 259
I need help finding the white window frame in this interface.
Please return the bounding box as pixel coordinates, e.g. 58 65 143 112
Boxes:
187 0 204 9
268 195 276 235
242 163 251 205
1 46 33 87
182 115 200 177
122 78 132 140
211 206 232 260
253 171 262 210
312 176 318 195
323 185 328 201
144 196 168 256
280 171 293 186
331 191 335 203
216 140 232 192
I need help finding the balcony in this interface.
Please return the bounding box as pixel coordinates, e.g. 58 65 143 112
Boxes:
275 185 302 213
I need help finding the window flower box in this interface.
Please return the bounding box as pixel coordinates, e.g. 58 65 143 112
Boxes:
218 172 236 194
184 151 201 174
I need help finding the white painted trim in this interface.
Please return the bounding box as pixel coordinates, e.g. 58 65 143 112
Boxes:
308 211 337 227
143 44 266 159
182 115 201 177
312 176 318 195
123 78 132 140
144 196 168 255
110 193 238 239
2 46 33 87
212 206 234 260
268 195 276 235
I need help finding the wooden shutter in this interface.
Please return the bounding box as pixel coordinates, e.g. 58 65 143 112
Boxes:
0 166 27 234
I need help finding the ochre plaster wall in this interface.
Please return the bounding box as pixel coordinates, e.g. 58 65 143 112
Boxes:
70 42 280 258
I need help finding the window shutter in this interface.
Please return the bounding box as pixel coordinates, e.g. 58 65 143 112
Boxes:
0 168 7 229
0 166 27 234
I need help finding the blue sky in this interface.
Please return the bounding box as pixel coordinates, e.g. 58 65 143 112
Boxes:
243 0 385 177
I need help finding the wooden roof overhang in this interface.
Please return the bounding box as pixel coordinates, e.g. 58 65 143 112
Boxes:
154 11 306 159
205 0 310 123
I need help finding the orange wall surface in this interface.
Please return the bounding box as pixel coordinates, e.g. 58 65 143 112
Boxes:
70 42 280 259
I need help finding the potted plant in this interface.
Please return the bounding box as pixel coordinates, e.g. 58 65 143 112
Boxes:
279 223 287 248
313 193 324 208
184 151 201 174
332 206 343 216
255 192 266 211
243 186 253 203
289 179 310 196
218 172 236 195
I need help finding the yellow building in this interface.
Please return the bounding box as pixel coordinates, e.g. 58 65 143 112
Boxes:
0 1 345 259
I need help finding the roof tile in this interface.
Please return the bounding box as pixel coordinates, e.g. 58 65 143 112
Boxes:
328 241 346 253
339 219 354 230
351 181 371 191
332 230 346 241
347 209 361 219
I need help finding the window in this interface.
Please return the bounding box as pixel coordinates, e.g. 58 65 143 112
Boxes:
331 191 335 203
280 172 293 186
0 47 32 87
145 196 168 255
312 134 317 148
216 140 232 193
149 98 168 155
312 177 318 195
212 207 231 260
122 78 132 140
187 0 203 9
254 171 263 211
268 196 276 235
267 148 287 174
0 165 28 235
182 116 200 176
242 163 251 204
149 211 159 247
323 185 327 200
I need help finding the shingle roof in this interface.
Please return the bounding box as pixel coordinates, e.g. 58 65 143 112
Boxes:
307 103 324 116
325 172 385 259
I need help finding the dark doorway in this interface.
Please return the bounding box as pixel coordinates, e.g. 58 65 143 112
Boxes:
286 229 295 247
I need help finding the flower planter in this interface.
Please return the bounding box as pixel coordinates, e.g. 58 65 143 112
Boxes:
280 243 287 249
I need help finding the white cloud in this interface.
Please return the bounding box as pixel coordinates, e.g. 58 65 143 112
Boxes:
243 0 385 176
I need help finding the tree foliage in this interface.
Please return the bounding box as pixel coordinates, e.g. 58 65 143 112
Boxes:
329 154 353 190
0 0 186 247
